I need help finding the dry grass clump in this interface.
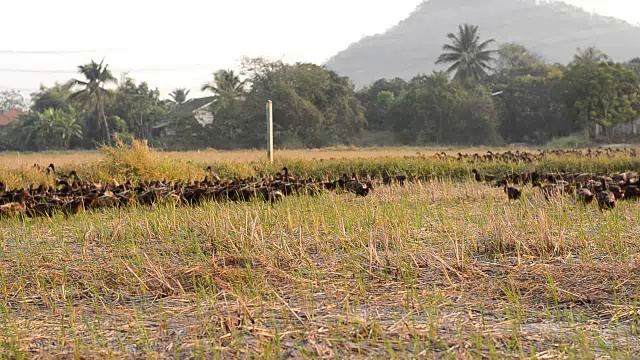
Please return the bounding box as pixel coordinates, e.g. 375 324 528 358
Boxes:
0 164 52 189
93 138 207 182
1 180 640 358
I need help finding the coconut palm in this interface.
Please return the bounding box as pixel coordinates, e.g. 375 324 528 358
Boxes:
573 47 610 65
201 70 246 99
68 59 117 145
436 24 497 81
169 88 190 106
201 70 247 118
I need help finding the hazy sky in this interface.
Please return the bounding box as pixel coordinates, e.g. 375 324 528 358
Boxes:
1 0 639 98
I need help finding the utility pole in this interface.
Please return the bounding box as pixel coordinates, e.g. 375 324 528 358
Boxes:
266 100 274 163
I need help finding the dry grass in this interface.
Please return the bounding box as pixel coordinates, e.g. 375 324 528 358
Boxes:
1 178 640 358
2 145 640 358
0 145 527 170
3 142 640 190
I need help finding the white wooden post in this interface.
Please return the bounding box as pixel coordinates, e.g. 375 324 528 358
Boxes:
266 100 274 163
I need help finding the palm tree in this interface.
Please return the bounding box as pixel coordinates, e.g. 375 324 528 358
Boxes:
436 24 497 81
51 108 83 149
573 47 610 65
68 59 117 145
201 70 246 99
169 88 190 106
23 112 54 151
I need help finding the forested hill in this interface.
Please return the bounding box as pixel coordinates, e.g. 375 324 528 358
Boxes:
326 0 640 87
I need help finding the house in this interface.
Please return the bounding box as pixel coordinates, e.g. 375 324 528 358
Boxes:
152 97 215 137
0 109 21 127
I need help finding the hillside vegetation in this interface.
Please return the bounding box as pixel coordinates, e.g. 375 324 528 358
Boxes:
327 0 640 87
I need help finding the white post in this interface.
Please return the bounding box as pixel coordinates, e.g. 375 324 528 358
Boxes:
266 100 274 163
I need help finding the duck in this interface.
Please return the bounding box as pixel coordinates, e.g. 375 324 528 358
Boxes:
503 180 522 201
533 182 565 200
596 179 617 210
26 201 60 218
576 183 594 205
0 190 29 218
346 174 371 197
281 167 297 183
0 202 27 218
624 182 640 200
607 182 625 201
471 169 494 183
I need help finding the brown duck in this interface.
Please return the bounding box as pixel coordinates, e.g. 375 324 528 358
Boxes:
596 179 616 210
503 180 522 201
576 183 594 205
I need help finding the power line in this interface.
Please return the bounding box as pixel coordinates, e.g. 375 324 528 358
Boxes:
0 68 76 74
0 65 216 74
0 86 38 92
0 49 125 55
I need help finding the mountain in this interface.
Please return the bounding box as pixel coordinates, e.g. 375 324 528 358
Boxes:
326 0 640 88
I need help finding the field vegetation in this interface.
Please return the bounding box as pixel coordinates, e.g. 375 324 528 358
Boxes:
1 143 640 358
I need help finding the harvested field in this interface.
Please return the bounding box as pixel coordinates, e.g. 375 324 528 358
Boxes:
1 143 640 358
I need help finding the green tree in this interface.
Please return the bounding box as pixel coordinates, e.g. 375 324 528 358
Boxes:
241 60 366 148
455 85 501 145
21 112 51 151
389 74 449 143
564 61 640 139
495 43 546 76
30 84 73 113
573 47 610 65
13 108 82 150
489 63 570 143
625 58 640 79
389 72 500 145
110 77 166 139
356 78 407 130
435 24 496 82
202 70 246 102
52 108 83 149
68 59 117 145
169 88 190 105
0 89 27 113
199 70 247 147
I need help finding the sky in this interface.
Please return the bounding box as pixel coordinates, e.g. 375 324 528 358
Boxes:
1 0 639 99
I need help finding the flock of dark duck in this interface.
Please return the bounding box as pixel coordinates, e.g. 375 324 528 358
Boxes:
1 148 639 219
473 168 638 211
0 165 395 219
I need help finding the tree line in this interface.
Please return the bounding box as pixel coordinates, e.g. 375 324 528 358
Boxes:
1 24 639 151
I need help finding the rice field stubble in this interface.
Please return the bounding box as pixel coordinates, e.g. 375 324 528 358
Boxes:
2 172 640 358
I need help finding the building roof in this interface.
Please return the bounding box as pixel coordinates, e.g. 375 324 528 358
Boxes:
0 109 21 126
153 97 216 129
182 97 215 113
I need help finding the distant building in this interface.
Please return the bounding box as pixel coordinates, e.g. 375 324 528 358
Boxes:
0 109 21 127
152 97 215 137
610 118 640 137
